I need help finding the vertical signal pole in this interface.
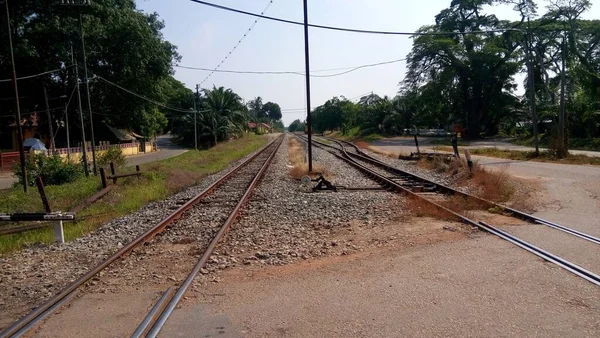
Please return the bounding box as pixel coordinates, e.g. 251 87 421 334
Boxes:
194 85 199 151
5 0 28 192
303 0 313 172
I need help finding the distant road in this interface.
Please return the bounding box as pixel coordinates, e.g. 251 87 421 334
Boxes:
0 135 189 190
125 134 189 167
372 136 600 158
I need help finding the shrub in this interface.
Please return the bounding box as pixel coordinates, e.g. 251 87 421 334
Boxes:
97 146 126 168
13 154 82 186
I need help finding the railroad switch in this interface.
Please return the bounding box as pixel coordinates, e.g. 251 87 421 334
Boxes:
311 174 337 192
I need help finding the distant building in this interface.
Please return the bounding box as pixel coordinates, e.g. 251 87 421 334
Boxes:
248 122 271 134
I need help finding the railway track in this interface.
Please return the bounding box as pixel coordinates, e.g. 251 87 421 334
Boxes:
297 134 600 286
0 135 284 338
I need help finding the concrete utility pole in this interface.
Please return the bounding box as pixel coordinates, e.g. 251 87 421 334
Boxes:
79 11 97 174
303 0 313 172
43 86 56 153
5 0 28 192
194 85 199 151
74 59 90 175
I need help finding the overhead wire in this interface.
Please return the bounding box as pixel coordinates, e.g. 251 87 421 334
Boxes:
94 76 198 114
0 66 73 83
199 0 275 86
188 0 522 36
176 58 405 78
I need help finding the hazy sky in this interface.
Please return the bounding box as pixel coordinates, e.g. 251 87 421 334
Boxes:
134 0 599 125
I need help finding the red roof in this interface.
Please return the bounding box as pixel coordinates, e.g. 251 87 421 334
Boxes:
248 122 257 129
261 123 271 129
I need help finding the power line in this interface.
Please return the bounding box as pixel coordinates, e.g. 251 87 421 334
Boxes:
0 66 72 83
176 58 405 77
189 0 522 36
200 0 274 86
95 76 195 114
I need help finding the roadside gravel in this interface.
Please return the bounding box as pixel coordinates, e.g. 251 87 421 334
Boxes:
0 145 267 326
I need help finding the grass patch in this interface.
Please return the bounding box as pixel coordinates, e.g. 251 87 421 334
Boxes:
288 137 330 179
0 135 269 255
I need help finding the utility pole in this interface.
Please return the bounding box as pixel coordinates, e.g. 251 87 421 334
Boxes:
79 11 97 174
43 86 56 153
558 35 567 158
64 98 71 160
194 85 199 151
5 0 28 192
303 0 313 172
525 20 539 156
74 59 89 175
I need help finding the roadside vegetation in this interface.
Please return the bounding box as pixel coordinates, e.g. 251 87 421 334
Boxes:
292 0 600 160
0 135 268 255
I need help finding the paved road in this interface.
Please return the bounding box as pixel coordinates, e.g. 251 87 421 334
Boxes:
373 136 600 157
125 134 189 167
0 135 188 190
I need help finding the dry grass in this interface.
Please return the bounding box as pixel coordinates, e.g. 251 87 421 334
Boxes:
288 138 330 179
418 156 516 203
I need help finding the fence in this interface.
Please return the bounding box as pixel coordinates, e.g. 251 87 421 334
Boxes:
0 151 21 172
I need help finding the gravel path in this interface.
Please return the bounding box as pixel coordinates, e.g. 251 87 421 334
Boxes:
0 145 269 328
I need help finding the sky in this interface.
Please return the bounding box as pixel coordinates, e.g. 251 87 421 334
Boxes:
134 0 600 126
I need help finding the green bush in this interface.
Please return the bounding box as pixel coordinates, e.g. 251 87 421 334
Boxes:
97 146 126 168
13 154 82 186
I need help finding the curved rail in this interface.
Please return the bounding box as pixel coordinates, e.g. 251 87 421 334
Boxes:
319 136 600 246
298 134 600 286
0 135 284 338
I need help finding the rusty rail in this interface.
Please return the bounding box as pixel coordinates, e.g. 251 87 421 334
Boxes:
0 136 283 338
144 135 283 337
297 134 600 286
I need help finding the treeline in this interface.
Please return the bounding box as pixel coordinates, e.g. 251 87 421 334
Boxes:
311 0 600 154
0 0 282 150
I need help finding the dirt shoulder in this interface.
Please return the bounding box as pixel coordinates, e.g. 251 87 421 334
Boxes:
162 233 600 338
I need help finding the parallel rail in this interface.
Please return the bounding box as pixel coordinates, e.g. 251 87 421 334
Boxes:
0 135 284 338
298 134 600 286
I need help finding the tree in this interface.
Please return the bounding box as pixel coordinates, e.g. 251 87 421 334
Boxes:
404 0 522 138
199 86 247 147
0 0 180 145
262 102 282 121
288 119 305 132
247 96 263 119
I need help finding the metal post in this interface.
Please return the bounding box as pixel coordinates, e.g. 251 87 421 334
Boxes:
413 134 420 154
110 162 116 184
194 85 199 151
79 12 97 175
5 0 28 192
303 0 313 172
74 59 89 175
43 86 56 153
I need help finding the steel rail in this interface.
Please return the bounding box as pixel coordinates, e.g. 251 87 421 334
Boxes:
0 136 283 338
145 135 284 337
296 134 600 286
321 136 600 246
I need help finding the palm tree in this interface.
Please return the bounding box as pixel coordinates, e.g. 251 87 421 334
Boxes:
200 86 248 146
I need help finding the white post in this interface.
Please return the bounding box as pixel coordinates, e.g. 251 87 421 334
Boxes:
54 221 65 244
